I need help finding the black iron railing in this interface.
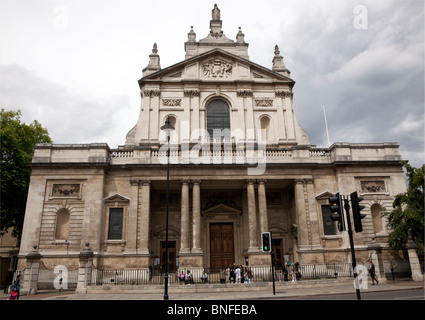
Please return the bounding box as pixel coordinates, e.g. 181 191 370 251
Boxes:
90 263 357 286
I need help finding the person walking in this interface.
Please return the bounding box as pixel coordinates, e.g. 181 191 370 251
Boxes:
369 260 379 285
247 267 253 284
9 274 21 300
235 265 241 284
282 263 289 281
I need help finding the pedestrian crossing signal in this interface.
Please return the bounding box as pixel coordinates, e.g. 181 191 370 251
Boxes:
261 232 271 252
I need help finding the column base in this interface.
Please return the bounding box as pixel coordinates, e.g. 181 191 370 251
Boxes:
191 248 203 254
178 253 204 269
248 251 271 266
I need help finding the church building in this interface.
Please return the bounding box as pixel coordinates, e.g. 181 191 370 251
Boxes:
18 5 407 276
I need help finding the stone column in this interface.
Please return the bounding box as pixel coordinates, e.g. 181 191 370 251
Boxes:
126 179 140 254
180 180 191 253
76 242 94 294
246 179 259 252
139 180 151 255
22 246 41 295
294 179 309 248
238 90 255 142
283 93 296 142
150 91 160 143
192 180 202 253
257 179 268 233
275 91 287 143
305 178 322 249
406 239 424 282
188 90 201 142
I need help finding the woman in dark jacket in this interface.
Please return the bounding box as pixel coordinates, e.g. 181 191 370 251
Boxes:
10 274 22 300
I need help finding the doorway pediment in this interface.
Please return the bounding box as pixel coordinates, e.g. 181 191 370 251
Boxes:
201 203 242 216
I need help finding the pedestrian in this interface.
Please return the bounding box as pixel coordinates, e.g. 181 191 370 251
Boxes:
235 265 241 284
247 267 253 284
185 270 193 285
200 270 208 283
369 260 379 285
291 270 297 281
178 270 185 285
9 274 21 300
282 263 289 281
220 268 226 284
226 266 230 283
229 264 235 283
278 270 283 281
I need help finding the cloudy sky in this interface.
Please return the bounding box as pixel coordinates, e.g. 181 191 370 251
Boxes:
1 0 423 167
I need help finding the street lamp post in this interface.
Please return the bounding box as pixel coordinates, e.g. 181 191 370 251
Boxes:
160 116 174 300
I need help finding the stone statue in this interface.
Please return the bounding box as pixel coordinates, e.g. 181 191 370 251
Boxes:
212 4 220 20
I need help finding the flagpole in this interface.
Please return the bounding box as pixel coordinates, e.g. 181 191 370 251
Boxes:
323 103 331 147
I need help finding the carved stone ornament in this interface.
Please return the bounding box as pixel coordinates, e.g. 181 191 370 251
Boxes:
184 90 200 98
162 99 181 106
255 100 273 107
141 89 161 98
52 184 80 197
275 90 293 99
237 90 253 97
202 59 232 78
360 181 386 193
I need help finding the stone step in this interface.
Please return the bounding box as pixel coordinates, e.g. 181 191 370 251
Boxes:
87 278 353 294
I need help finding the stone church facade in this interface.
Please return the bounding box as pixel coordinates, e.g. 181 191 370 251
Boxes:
18 5 407 274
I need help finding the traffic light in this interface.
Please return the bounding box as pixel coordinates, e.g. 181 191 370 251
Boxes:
328 192 345 231
351 191 366 232
261 232 271 252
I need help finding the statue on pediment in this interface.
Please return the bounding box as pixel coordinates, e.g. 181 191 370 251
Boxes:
212 4 221 20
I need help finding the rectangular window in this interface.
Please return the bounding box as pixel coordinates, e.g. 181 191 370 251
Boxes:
321 205 336 235
108 208 123 240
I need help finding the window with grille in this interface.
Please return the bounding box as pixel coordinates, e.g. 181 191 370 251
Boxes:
321 205 337 235
206 99 230 139
108 208 124 240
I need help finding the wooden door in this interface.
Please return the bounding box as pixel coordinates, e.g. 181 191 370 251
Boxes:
210 223 234 269
160 241 176 272
272 239 284 269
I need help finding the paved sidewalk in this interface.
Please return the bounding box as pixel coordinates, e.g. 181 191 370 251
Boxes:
1 278 423 300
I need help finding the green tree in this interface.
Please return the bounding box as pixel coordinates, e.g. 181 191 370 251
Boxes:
384 161 424 253
1 109 52 240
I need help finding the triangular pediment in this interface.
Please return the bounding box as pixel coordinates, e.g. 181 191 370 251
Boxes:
105 194 130 203
315 191 336 200
139 48 294 85
201 203 242 215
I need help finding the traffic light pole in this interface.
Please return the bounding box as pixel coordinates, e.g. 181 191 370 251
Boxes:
271 250 276 295
343 196 361 300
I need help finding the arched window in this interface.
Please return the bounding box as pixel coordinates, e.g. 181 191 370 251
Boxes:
206 100 230 139
55 208 70 240
160 115 179 143
260 115 274 142
371 204 383 234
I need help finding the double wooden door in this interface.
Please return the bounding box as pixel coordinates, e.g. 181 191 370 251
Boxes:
210 223 234 269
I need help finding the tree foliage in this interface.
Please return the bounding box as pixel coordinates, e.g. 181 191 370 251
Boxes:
384 161 424 253
1 109 52 239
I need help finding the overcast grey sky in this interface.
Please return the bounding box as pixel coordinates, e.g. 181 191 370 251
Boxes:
1 0 423 168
